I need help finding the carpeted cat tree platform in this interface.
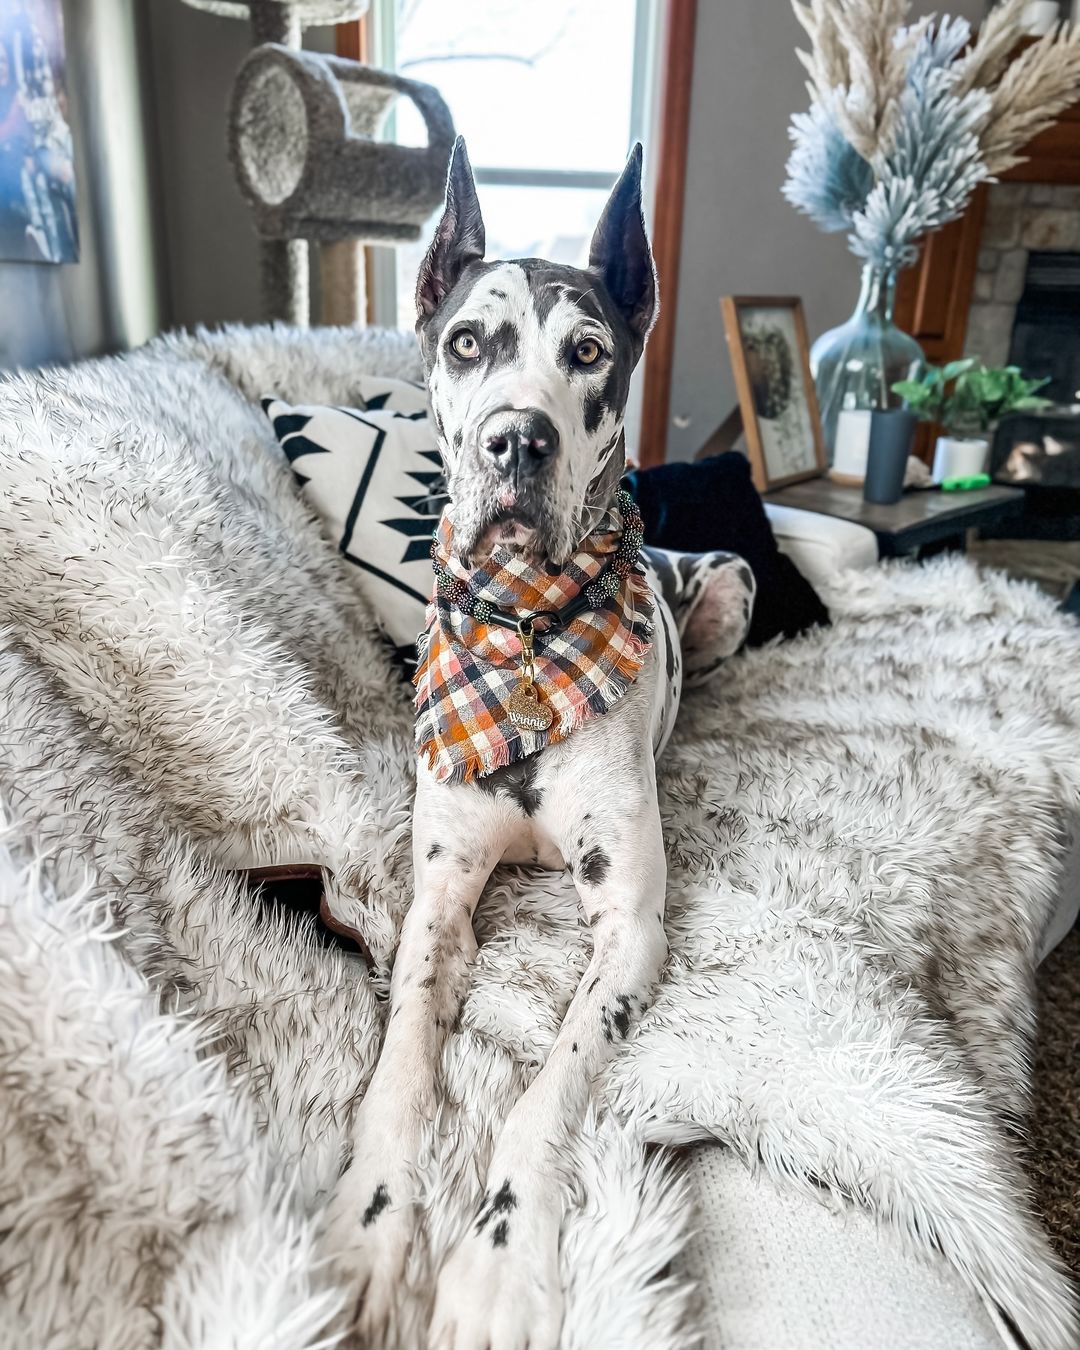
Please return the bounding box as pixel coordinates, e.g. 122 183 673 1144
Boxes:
181 0 455 325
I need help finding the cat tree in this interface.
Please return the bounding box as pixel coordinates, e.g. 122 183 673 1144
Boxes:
180 0 365 47
180 0 455 326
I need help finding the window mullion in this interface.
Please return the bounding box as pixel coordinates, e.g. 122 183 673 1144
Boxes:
473 168 619 191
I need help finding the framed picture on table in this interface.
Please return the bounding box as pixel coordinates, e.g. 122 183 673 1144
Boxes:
720 295 826 492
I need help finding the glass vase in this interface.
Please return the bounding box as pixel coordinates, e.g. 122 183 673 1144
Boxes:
810 263 924 471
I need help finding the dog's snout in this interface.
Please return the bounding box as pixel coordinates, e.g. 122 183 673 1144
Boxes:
480 410 559 478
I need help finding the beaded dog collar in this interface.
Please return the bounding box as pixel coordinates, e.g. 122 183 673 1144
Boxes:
429 488 644 633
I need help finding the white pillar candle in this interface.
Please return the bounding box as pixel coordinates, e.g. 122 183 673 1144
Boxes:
830 408 872 483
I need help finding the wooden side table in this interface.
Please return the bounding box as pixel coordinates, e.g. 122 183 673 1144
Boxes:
763 479 1026 557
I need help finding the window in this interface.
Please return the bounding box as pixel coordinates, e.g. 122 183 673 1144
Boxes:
368 0 660 330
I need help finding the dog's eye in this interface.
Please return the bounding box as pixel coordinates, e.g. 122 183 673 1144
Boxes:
574 338 603 367
450 330 480 360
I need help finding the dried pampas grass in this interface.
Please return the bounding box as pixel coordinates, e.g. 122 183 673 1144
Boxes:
792 0 916 159
953 0 1028 95
982 24 1080 173
786 0 1080 265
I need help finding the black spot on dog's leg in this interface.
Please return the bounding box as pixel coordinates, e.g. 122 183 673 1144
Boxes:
572 1042 578 1053
589 976 600 994
612 994 633 1039
492 1220 509 1248
475 1179 518 1234
489 1181 517 1215
600 994 635 1044
426 842 444 861
362 1184 390 1227
579 846 609 886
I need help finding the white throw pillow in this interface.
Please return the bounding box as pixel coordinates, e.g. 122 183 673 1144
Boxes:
263 377 445 650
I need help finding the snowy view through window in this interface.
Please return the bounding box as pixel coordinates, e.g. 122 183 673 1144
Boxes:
387 0 649 328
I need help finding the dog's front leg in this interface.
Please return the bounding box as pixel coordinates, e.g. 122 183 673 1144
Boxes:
430 791 668 1350
322 783 500 1342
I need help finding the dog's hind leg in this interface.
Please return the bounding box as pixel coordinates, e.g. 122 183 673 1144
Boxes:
429 784 668 1350
321 782 505 1344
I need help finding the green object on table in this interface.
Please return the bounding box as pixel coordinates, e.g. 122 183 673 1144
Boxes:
941 473 991 492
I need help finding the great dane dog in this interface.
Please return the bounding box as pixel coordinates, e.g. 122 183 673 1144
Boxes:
325 137 675 1350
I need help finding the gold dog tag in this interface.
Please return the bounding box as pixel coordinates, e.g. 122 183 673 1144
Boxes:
508 680 554 732
509 617 553 731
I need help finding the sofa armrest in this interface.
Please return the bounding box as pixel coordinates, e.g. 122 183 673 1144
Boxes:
765 503 879 589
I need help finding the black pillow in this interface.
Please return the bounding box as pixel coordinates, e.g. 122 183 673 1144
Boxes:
624 452 829 646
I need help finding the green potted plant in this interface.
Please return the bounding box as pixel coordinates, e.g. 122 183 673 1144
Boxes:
892 360 1051 484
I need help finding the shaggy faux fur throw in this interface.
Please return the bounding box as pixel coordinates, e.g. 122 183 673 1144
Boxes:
1 325 1078 1350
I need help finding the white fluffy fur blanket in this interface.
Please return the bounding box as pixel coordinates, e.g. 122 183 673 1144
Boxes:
0 326 1078 1350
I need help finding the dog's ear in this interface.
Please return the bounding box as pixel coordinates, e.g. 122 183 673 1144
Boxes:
416 137 486 321
589 143 657 342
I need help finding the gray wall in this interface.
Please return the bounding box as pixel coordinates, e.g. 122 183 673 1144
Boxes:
145 2 259 330
665 0 984 462
0 0 160 370
144 2 334 331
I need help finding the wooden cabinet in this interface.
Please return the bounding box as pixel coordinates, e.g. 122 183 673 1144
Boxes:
891 104 1080 462
893 188 987 365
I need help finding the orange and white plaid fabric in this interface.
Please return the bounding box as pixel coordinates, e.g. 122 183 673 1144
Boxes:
415 513 654 784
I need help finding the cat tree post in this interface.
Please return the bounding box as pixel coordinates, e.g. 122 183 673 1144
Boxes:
319 239 365 326
248 0 300 46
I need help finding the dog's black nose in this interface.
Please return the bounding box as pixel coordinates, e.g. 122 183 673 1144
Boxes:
480 409 560 478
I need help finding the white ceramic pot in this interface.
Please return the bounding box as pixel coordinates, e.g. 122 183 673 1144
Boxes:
931 434 989 485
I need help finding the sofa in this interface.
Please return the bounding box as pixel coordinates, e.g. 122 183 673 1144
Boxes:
1 324 1077 1350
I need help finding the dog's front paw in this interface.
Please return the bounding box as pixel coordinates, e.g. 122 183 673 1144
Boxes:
429 1209 561 1350
321 1159 419 1345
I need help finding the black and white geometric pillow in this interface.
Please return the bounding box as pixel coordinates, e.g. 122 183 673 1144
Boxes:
263 377 448 651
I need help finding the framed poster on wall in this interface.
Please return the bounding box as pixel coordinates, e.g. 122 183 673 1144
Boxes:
0 0 78 263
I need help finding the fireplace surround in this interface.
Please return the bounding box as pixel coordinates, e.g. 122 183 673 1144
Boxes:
893 99 1080 475
966 183 1080 387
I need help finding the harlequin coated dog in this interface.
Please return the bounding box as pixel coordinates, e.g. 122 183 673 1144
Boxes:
325 138 684 1350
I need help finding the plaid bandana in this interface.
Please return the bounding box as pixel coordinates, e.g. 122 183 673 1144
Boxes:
414 507 654 784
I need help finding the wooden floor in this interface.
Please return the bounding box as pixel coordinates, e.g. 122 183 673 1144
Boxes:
969 538 1080 601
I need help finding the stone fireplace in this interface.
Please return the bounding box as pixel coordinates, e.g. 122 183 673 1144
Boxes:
964 181 1080 382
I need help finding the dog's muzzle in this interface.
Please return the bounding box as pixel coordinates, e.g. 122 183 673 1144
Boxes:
480 408 560 481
